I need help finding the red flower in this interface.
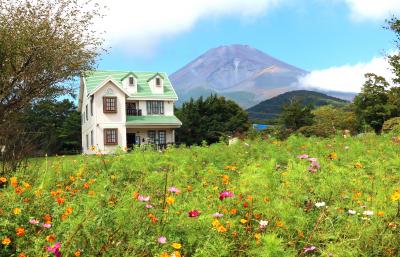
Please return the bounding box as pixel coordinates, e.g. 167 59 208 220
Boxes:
243 202 249 208
188 210 200 217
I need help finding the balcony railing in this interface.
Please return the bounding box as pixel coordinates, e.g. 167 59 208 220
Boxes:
126 108 142 116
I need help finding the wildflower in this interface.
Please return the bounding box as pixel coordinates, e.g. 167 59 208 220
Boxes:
308 160 321 173
10 177 17 187
83 183 90 189
363 210 373 216
230 209 238 215
276 220 284 227
13 208 21 215
28 218 39 225
354 162 363 169
65 207 73 215
168 187 181 193
259 220 268 229
304 246 317 253
171 242 182 250
217 225 227 233
328 152 338 160
297 154 309 159
16 227 25 237
315 201 326 208
57 197 65 205
377 211 384 217
240 219 248 224
221 175 230 185
46 234 56 243
345 146 350 150
391 190 400 201
188 210 200 217
132 192 139 199
254 233 261 241
22 182 31 189
2 237 11 246
18 253 26 257
160 253 170 257
172 251 181 257
74 250 81 256
47 242 61 257
0 177 6 183
212 219 221 227
348 210 356 215
212 212 224 218
219 191 234 201
137 195 150 202
166 196 175 205
187 185 193 192
42 223 52 229
43 214 52 224
145 204 154 209
158 236 167 244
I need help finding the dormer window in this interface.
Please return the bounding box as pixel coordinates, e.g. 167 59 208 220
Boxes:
129 77 134 86
156 77 161 86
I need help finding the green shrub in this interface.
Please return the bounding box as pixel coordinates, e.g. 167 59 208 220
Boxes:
382 117 400 133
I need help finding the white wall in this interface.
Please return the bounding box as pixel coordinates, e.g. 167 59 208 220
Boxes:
121 75 137 94
148 75 164 94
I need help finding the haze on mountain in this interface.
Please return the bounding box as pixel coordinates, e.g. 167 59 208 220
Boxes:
170 44 354 108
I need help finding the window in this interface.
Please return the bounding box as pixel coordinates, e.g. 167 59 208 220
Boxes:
82 112 85 123
155 77 161 86
86 104 88 120
129 77 134 86
158 131 166 145
148 130 156 144
90 130 94 146
103 97 117 113
104 128 118 145
86 134 89 149
90 96 94 116
146 101 164 115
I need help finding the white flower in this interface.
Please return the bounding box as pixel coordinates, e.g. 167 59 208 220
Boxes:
315 201 326 208
259 220 268 228
363 210 374 216
348 209 356 215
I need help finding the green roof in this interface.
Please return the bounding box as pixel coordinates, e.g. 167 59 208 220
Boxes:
83 70 178 100
126 115 182 126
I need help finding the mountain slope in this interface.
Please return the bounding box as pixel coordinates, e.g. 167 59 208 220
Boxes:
170 44 307 108
247 90 349 121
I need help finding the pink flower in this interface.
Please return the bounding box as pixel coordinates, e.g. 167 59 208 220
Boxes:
308 157 318 162
188 210 200 217
47 242 61 257
137 195 150 202
168 187 181 193
29 218 39 225
297 154 309 159
212 212 224 218
304 246 316 253
158 236 167 244
219 191 234 201
145 204 153 209
42 223 52 229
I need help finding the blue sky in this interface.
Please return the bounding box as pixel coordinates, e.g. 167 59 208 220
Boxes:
96 0 400 92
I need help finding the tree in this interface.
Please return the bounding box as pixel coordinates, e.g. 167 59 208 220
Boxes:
0 0 103 127
176 95 250 145
354 73 397 133
278 100 314 131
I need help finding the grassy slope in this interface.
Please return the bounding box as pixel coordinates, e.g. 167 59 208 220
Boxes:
1 134 400 257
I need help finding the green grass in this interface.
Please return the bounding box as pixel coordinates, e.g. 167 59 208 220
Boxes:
1 134 400 257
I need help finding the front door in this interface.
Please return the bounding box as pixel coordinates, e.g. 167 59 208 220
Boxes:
127 133 136 149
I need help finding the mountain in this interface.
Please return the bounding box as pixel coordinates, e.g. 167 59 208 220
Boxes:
170 44 308 108
247 90 349 122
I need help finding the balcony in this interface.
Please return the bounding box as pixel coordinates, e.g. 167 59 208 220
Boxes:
126 108 142 116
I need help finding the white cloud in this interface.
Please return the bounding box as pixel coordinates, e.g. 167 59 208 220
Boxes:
296 55 396 93
343 0 400 20
95 0 283 55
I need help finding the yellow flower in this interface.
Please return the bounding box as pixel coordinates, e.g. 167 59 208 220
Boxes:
22 182 31 189
172 251 181 257
166 196 175 205
276 220 284 228
217 225 227 233
240 219 248 224
354 162 363 169
65 207 73 215
328 152 338 160
377 211 385 217
171 242 182 250
46 234 56 242
254 233 261 240
10 177 17 187
391 190 400 201
212 219 221 227
2 237 11 245
160 253 170 257
0 177 6 183
13 208 21 215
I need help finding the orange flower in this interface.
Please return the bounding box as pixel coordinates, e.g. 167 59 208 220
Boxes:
377 211 385 217
16 227 25 237
160 253 170 257
46 234 56 242
10 177 17 187
2 237 11 245
166 196 175 205
276 220 284 228
187 185 193 192
173 251 181 257
65 207 73 215
18 253 26 257
57 197 65 205
43 214 52 224
74 250 81 256
354 162 363 169
69 176 75 182
13 208 21 215
22 182 31 189
15 186 23 194
231 231 238 237
132 192 139 199
217 225 227 233
230 209 237 215
83 183 89 189
0 177 6 183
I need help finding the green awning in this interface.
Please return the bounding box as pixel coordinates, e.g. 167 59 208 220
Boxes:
126 115 182 126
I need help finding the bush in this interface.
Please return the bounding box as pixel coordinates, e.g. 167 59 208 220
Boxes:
382 117 400 133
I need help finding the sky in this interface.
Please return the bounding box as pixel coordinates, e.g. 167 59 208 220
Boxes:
94 0 400 93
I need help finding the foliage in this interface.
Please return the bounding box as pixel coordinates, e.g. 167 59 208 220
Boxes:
354 73 400 133
382 117 400 133
278 100 314 132
247 90 349 122
175 95 250 145
297 105 360 137
1 134 400 256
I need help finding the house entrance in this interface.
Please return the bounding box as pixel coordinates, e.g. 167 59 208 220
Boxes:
127 133 140 149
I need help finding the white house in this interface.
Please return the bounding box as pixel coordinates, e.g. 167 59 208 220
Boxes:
78 70 182 154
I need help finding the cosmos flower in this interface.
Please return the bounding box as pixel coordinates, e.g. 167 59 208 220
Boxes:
219 191 234 201
315 202 326 208
29 218 40 225
348 210 356 215
212 212 224 218
259 220 268 228
158 236 167 244
363 210 374 216
47 242 61 257
304 246 317 253
188 210 200 217
297 154 309 159
42 223 52 229
137 195 150 202
168 187 181 193
145 204 153 209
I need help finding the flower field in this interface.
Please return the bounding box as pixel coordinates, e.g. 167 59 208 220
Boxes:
1 134 400 257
